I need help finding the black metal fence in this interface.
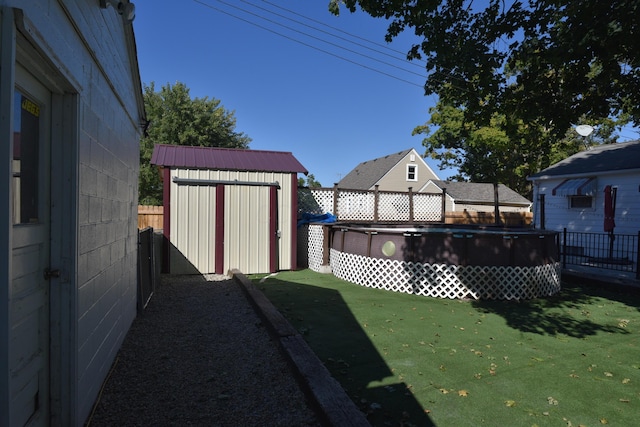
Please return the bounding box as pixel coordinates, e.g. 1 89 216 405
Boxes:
137 227 159 312
561 229 639 279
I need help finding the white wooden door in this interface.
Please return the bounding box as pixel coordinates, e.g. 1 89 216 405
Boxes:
10 64 51 426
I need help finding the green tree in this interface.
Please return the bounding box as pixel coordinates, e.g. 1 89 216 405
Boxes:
330 0 638 133
139 82 251 205
330 0 638 177
298 173 322 188
415 102 621 197
415 101 551 196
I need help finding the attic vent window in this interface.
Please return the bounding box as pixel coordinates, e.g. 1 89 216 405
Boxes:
406 164 417 181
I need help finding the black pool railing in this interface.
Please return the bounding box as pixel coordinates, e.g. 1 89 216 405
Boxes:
561 229 640 279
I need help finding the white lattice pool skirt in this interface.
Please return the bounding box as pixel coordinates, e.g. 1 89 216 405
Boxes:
327 248 561 300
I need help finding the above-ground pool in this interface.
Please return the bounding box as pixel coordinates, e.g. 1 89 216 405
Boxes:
302 223 561 300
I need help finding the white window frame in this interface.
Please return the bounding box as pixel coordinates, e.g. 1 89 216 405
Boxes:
568 195 593 209
406 164 418 182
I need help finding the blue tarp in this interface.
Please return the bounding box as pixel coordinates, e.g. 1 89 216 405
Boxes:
297 212 337 228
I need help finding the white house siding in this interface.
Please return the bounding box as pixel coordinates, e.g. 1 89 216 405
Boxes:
1 1 142 425
170 169 296 274
376 150 439 192
532 172 640 235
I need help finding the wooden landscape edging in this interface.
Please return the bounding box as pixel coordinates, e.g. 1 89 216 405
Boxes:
231 270 370 427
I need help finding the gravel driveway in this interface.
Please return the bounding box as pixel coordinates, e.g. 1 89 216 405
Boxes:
85 274 321 426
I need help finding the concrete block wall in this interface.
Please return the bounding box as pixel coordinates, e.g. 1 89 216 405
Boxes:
7 0 144 424
76 114 139 420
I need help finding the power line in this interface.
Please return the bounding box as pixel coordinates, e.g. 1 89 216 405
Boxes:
253 0 427 69
215 0 426 78
192 0 428 88
256 0 472 86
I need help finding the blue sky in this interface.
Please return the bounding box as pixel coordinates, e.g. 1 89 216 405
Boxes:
133 0 449 186
133 0 639 187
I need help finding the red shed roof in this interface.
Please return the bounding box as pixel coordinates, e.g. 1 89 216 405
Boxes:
150 144 308 174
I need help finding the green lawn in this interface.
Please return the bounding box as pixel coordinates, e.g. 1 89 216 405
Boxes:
252 269 640 427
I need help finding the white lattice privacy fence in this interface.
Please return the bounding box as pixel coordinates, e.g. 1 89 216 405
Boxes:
302 224 562 300
297 187 443 222
298 224 326 271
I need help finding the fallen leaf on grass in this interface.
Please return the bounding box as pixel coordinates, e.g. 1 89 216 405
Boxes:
547 396 559 405
622 378 630 384
600 418 608 424
604 372 613 377
458 390 468 397
504 400 516 407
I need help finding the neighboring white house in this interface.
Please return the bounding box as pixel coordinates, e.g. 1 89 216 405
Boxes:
527 140 640 235
420 180 532 213
1 1 144 425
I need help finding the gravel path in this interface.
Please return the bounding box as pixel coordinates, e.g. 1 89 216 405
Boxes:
86 274 321 426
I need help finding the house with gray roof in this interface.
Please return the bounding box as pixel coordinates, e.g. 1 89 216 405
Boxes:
421 180 532 213
527 140 640 234
338 148 440 191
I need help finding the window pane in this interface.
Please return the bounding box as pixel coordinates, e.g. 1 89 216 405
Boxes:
570 196 592 209
13 90 40 224
407 165 417 180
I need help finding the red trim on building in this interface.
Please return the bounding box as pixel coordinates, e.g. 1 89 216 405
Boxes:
269 185 278 273
215 185 225 274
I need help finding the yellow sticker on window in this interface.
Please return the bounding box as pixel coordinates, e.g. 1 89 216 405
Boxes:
21 98 40 117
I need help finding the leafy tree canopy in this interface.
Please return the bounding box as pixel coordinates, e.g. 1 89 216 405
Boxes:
298 173 322 188
139 82 251 205
330 0 639 136
330 0 637 194
415 103 618 197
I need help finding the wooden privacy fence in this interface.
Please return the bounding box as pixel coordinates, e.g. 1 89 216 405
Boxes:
138 205 163 230
445 211 533 226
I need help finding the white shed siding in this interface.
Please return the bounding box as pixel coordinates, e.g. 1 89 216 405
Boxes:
170 169 217 274
3 1 142 425
169 169 296 274
533 172 640 235
224 184 271 273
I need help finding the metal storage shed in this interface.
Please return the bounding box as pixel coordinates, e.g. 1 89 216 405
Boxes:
151 144 308 274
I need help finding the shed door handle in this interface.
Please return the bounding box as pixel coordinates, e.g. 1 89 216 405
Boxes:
44 268 61 280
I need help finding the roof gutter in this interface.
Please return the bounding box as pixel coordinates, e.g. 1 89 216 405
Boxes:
527 167 640 182
172 177 281 189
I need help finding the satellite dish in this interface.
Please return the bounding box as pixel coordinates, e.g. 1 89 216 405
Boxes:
575 124 594 137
